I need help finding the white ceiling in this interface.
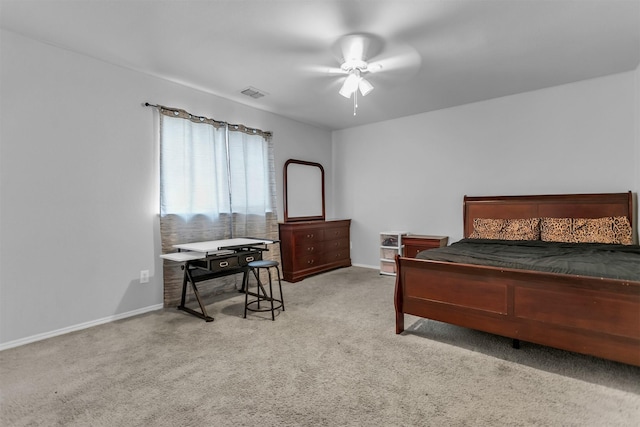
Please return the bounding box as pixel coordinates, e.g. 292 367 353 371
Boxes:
1 0 639 130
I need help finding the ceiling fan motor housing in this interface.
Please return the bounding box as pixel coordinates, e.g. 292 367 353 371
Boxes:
340 59 369 73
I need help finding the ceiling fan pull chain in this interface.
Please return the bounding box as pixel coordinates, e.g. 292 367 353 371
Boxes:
353 90 358 116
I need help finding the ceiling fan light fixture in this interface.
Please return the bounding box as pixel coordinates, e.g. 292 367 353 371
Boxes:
339 71 360 98
358 78 374 96
332 33 387 114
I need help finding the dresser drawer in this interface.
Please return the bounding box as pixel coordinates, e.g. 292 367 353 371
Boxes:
293 254 324 270
324 226 349 240
293 228 324 243
295 242 322 255
323 238 349 252
325 249 350 263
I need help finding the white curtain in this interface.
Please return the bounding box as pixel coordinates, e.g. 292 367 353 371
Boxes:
160 114 229 219
228 130 271 215
228 128 276 237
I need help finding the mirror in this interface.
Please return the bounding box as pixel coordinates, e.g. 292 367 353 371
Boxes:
284 159 325 222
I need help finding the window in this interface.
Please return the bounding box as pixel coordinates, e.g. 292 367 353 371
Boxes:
227 130 272 216
159 111 273 219
160 114 229 218
155 105 277 305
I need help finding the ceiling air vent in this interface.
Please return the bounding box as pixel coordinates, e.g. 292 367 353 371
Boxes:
240 87 267 99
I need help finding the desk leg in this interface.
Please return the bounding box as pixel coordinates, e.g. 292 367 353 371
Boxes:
239 268 249 293
179 266 188 308
177 265 214 322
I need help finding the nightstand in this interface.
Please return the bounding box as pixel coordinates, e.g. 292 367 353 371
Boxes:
402 235 448 258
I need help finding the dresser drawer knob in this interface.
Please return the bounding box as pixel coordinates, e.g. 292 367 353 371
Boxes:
307 246 315 252
219 261 229 267
306 233 314 238
246 256 254 262
308 259 315 265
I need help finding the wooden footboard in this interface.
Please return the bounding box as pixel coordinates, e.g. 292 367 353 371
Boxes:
395 255 640 366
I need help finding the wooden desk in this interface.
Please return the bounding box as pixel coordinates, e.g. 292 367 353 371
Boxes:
161 238 277 322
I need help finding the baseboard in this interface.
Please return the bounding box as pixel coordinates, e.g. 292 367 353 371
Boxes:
352 263 379 270
0 304 164 351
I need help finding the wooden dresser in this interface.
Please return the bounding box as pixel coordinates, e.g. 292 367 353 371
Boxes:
279 219 351 282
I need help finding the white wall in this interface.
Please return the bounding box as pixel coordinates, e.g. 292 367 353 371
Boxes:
0 30 332 347
333 71 639 268
635 64 640 233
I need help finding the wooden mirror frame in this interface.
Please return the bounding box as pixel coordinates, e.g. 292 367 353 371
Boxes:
283 159 325 222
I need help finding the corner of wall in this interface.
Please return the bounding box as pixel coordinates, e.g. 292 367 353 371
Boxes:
635 64 640 243
633 64 640 244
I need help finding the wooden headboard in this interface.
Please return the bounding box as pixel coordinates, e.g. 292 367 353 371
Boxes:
463 191 633 238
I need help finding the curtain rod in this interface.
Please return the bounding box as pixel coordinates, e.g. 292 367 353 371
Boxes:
143 102 272 138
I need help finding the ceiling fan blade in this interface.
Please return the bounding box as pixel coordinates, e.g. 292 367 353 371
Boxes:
366 43 422 77
300 64 347 75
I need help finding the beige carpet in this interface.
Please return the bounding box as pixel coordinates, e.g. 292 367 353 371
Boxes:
1 267 639 426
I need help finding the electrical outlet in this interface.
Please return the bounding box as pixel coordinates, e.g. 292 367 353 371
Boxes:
140 270 149 284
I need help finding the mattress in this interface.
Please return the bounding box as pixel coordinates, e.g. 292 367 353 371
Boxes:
416 238 640 281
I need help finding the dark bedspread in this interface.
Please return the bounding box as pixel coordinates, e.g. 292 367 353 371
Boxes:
416 239 640 281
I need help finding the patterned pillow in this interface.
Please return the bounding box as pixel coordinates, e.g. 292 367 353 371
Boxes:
611 216 634 245
469 218 504 239
540 216 632 244
539 218 572 242
470 218 540 241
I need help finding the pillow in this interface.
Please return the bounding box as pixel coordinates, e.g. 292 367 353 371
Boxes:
539 217 572 242
469 218 504 239
610 216 634 245
469 218 541 241
540 216 632 245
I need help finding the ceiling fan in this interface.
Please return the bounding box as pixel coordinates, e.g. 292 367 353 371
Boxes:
328 33 421 115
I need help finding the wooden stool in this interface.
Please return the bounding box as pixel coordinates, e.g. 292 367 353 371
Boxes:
243 260 285 320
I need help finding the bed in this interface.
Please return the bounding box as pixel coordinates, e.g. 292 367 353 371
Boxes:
394 192 640 366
